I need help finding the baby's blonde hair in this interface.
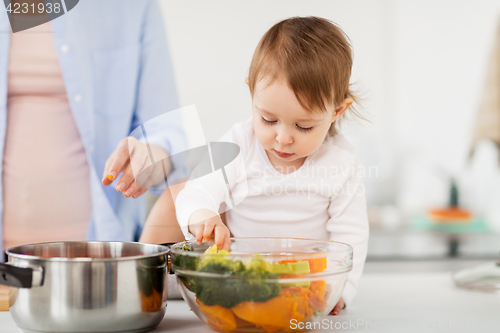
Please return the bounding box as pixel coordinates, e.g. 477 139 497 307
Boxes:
248 16 362 135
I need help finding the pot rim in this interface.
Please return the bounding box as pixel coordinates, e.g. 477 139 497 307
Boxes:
5 241 170 262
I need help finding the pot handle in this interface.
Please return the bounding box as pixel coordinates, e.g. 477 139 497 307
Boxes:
160 243 177 275
0 263 44 288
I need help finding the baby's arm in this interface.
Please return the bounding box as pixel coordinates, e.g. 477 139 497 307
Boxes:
139 180 187 244
175 122 249 247
326 158 369 309
175 151 241 239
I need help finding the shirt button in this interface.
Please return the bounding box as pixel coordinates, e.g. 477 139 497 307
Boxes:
88 145 94 152
60 44 70 53
74 94 83 103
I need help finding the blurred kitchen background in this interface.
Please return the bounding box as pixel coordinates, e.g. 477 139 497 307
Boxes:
156 0 500 262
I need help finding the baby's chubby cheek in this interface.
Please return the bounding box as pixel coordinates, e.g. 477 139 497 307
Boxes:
253 125 273 149
297 137 324 157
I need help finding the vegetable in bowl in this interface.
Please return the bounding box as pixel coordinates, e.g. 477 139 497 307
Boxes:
171 238 352 333
175 244 281 308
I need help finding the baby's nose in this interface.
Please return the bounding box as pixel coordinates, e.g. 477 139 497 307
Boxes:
276 129 293 145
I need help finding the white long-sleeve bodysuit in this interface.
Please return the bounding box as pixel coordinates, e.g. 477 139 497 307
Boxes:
175 118 369 306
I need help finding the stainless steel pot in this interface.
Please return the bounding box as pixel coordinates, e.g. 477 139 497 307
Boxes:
0 241 170 333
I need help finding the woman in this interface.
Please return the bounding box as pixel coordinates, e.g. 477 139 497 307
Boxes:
0 0 186 259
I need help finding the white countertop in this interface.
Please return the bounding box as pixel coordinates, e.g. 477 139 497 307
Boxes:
2 271 499 333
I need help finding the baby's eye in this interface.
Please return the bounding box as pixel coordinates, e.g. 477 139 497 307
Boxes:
296 125 313 133
261 117 276 125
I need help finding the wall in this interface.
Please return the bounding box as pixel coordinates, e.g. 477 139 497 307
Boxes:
158 0 500 226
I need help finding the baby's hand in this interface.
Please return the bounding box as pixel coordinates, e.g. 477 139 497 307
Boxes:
188 209 231 250
330 298 345 315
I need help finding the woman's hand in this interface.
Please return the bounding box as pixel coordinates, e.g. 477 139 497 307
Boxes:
188 209 231 250
330 298 345 315
102 137 171 198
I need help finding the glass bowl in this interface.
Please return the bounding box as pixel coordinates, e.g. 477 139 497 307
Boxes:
170 237 352 333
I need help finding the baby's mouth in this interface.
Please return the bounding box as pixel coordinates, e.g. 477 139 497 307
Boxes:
273 149 294 158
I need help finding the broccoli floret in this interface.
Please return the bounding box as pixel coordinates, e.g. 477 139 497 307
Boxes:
175 245 281 308
243 254 273 272
198 247 232 270
173 243 198 271
234 266 281 303
181 243 192 251
195 249 280 308
195 271 281 308
173 243 200 293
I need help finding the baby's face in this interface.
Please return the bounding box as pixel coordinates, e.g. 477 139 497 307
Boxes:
252 78 336 172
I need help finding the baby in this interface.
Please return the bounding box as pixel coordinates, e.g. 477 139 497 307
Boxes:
171 16 367 314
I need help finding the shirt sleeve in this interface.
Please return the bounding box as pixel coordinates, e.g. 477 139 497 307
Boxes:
131 0 188 188
326 157 369 307
175 123 249 240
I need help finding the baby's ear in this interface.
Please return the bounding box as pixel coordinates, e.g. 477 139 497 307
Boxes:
332 97 354 122
334 98 353 116
245 77 249 86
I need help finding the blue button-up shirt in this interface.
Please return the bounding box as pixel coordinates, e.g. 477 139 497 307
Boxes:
0 0 187 256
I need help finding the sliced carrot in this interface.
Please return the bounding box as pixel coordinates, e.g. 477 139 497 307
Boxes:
197 298 237 332
231 286 313 332
279 254 327 274
308 292 327 313
233 314 256 329
307 256 327 273
259 324 281 333
310 280 326 298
